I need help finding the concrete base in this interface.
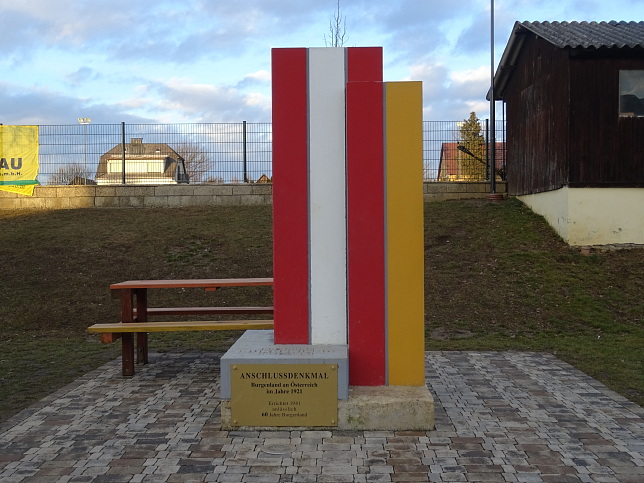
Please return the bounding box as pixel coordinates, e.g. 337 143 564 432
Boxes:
221 384 435 431
220 330 349 399
219 330 434 431
338 385 434 431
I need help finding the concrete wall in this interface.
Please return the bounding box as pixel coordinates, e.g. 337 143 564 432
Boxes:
0 181 506 210
519 187 644 246
0 184 273 210
423 181 506 201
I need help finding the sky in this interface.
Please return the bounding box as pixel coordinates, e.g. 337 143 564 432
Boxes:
1 0 643 126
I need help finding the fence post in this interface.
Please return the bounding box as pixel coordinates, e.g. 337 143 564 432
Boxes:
485 119 489 181
243 120 248 183
121 122 126 185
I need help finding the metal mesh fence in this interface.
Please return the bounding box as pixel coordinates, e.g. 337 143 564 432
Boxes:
423 120 506 182
34 121 505 185
39 123 272 186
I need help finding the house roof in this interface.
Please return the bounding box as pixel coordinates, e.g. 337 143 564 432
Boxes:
490 21 644 100
438 142 505 180
438 143 460 179
522 21 644 49
100 139 182 160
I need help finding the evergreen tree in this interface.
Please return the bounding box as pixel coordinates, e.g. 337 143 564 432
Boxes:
458 112 486 180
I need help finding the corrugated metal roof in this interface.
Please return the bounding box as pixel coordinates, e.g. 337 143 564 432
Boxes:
520 21 644 49
490 20 644 100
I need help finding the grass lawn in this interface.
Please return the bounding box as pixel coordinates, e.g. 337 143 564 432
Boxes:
0 199 642 423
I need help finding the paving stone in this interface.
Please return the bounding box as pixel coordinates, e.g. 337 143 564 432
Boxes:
0 352 643 482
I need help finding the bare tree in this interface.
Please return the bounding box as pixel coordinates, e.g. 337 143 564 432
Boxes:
324 0 347 47
175 143 212 184
48 163 93 185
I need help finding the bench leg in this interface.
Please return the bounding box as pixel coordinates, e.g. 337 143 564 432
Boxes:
134 289 149 365
136 332 149 364
122 333 135 376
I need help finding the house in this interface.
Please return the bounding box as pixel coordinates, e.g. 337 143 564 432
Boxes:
437 142 505 181
95 138 189 185
491 21 644 245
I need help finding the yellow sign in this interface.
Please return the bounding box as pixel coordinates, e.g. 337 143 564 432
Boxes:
0 126 39 196
230 364 338 427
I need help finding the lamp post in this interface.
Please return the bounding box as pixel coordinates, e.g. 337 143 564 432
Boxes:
489 0 497 196
78 117 91 172
457 144 486 165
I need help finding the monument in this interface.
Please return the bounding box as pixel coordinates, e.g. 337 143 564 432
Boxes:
220 47 434 430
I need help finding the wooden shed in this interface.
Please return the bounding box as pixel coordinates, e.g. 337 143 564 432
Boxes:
493 21 644 245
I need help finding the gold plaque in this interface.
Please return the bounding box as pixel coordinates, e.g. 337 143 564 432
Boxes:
230 364 338 426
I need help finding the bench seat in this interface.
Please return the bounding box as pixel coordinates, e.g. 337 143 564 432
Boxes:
88 319 274 334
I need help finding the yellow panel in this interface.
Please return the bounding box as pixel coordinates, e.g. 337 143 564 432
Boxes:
385 82 425 386
0 125 39 196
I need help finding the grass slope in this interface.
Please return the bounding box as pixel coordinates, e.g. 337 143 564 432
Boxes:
0 200 642 423
425 200 643 405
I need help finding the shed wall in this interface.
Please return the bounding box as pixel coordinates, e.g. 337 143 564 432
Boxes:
504 35 571 195
569 52 644 186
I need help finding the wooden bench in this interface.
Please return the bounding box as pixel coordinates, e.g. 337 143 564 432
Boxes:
91 278 273 376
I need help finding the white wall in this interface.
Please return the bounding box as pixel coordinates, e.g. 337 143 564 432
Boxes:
519 187 644 246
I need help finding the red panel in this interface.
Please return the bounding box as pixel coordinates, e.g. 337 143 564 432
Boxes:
346 80 386 385
347 47 383 82
271 48 309 344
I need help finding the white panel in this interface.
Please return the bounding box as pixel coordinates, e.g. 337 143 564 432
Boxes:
308 47 348 345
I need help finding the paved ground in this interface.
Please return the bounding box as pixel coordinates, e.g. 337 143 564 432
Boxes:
0 351 642 482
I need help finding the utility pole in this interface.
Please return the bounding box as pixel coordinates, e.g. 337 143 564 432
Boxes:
489 0 496 195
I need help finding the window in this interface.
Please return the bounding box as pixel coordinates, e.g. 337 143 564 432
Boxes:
147 161 164 173
619 70 644 117
107 159 164 173
107 160 122 173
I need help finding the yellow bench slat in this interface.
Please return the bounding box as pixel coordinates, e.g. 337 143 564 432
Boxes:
88 320 274 333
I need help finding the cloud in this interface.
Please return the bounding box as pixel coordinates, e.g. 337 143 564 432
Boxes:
66 67 100 85
2 0 643 126
0 82 154 124
450 66 490 99
455 15 492 55
409 61 492 120
144 78 271 122
346 0 484 63
0 1 157 51
0 0 332 64
235 70 272 92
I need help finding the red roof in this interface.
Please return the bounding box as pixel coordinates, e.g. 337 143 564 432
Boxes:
438 142 505 180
